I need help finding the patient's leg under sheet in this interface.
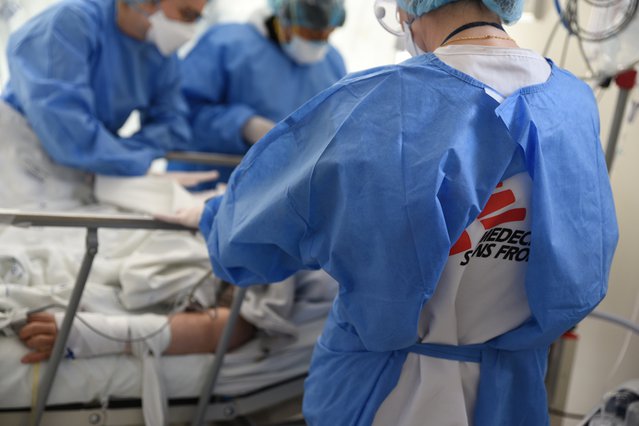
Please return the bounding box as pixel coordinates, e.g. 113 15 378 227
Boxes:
0 217 217 311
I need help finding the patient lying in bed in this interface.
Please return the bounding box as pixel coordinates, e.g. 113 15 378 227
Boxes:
0 173 337 419
16 270 334 364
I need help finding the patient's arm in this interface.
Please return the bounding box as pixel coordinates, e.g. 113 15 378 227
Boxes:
165 308 255 355
19 310 256 364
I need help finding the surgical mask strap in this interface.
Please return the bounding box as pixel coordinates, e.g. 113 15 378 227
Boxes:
402 19 425 57
440 21 506 46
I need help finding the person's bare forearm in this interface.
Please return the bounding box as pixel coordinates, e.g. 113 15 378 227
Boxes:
164 309 256 355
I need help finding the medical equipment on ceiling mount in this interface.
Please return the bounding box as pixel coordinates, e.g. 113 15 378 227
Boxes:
545 0 639 172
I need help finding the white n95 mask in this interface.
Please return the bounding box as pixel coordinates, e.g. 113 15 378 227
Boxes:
283 36 329 65
146 10 198 56
402 21 425 57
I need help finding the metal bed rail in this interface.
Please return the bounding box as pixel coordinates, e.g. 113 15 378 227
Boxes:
166 151 243 167
0 209 194 426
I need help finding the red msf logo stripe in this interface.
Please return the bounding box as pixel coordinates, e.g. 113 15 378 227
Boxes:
449 230 472 256
449 184 527 256
477 190 516 219
480 208 526 230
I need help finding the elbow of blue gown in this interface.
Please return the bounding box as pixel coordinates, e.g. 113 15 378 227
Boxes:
199 195 223 236
200 193 309 286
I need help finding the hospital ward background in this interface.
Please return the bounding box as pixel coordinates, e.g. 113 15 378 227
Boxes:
0 0 638 425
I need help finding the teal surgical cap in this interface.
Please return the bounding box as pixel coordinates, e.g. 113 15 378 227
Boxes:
270 0 346 29
396 0 524 24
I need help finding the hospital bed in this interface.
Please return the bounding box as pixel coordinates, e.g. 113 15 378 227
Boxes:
0 152 314 426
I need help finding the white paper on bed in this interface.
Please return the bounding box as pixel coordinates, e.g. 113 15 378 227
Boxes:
94 174 201 216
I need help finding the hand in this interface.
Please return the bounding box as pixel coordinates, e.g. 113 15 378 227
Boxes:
18 312 57 364
161 170 220 188
155 202 206 229
242 116 275 145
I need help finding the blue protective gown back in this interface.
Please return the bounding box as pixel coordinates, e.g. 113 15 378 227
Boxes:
2 0 190 176
198 54 618 425
170 22 346 183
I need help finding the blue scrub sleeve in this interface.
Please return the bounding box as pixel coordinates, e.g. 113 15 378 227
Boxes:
187 101 255 154
202 73 459 349
199 195 224 236
202 122 314 285
181 34 256 155
132 60 191 154
7 9 165 175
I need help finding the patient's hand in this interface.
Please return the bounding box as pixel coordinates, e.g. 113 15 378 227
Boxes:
18 312 57 364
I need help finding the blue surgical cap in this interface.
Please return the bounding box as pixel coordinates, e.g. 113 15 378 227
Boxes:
270 0 346 29
396 0 524 24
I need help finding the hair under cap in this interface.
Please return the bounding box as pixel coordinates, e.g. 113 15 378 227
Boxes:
396 0 523 24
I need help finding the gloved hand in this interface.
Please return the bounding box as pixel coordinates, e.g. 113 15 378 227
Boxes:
242 116 275 145
154 183 227 229
155 202 205 229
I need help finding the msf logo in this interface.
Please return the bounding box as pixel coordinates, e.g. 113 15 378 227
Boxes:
449 182 530 266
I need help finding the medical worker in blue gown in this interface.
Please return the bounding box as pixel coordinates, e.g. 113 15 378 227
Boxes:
0 0 206 209
162 0 619 423
169 0 347 184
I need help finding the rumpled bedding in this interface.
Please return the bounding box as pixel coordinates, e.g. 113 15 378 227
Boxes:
0 180 337 411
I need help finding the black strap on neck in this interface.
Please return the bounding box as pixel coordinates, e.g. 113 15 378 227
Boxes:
440 21 506 46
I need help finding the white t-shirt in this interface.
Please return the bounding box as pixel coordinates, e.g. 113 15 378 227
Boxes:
435 45 551 96
373 46 551 426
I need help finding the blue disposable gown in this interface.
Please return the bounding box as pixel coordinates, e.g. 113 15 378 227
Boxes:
2 0 191 176
171 23 346 183
199 54 618 425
